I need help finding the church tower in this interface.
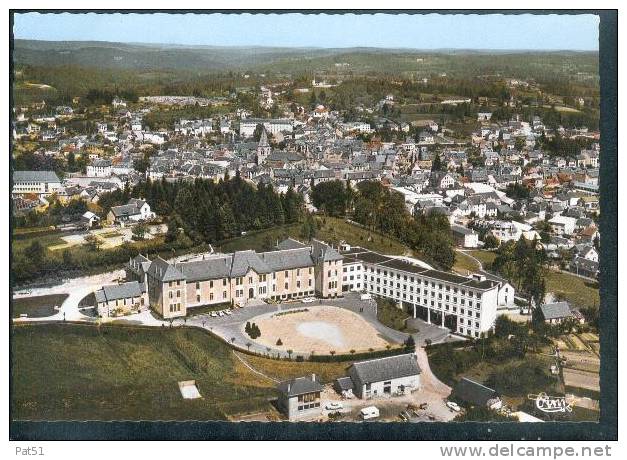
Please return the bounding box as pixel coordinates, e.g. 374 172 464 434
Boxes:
256 128 271 165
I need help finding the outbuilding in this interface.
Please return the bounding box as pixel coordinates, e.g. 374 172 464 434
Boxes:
277 374 324 420
347 353 421 399
452 377 502 410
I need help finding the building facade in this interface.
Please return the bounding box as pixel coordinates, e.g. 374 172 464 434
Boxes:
117 238 510 335
12 170 62 196
123 239 340 319
347 354 421 399
341 246 506 337
277 374 324 420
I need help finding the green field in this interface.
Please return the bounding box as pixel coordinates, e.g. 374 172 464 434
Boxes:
546 271 600 308
467 250 497 267
11 324 275 420
452 251 481 274
12 294 68 318
315 217 406 255
11 323 354 421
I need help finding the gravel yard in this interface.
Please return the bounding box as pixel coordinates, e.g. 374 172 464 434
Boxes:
249 305 391 355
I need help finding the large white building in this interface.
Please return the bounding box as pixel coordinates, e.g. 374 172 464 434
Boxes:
12 170 62 196
106 238 510 336
239 118 293 137
86 159 112 177
341 246 510 337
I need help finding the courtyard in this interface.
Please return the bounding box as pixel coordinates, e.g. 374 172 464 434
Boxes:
246 305 392 355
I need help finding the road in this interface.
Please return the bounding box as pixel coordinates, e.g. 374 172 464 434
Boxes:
13 269 126 322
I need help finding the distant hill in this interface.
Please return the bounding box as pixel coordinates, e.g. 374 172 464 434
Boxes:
13 39 599 75
12 39 344 71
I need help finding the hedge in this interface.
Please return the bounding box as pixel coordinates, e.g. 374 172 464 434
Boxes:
308 346 411 363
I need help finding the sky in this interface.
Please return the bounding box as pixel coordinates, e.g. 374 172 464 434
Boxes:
13 12 599 51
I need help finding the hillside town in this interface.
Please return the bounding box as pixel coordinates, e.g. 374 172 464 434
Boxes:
12 85 600 282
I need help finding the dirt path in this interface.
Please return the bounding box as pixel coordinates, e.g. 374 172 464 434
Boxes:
233 351 279 383
415 347 451 396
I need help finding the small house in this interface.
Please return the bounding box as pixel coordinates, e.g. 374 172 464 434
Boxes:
94 281 147 317
277 374 324 420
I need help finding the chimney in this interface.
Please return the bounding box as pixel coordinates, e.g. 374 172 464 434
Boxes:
311 373 316 382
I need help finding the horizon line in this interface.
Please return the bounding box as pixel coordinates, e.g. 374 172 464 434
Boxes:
12 38 599 53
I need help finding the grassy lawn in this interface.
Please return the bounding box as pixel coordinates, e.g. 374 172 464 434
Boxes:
546 271 600 309
452 251 481 274
12 294 68 318
467 250 497 268
429 344 561 401
11 323 277 421
236 352 351 384
316 217 406 255
12 234 68 252
218 224 301 253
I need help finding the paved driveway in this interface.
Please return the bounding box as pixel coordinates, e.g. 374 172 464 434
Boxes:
179 292 457 358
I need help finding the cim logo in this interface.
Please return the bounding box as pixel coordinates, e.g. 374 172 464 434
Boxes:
527 392 573 413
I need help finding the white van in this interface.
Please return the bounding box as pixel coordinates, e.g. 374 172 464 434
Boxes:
360 406 380 420
360 293 372 301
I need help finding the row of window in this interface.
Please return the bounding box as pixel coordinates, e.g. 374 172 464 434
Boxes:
169 303 182 313
297 392 320 402
366 267 482 298
297 402 320 411
371 279 482 301
114 297 142 307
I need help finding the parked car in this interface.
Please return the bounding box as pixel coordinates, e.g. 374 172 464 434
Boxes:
325 402 343 411
210 312 218 317
446 401 461 412
419 402 428 410
302 297 316 303
218 311 225 317
399 410 410 421
224 310 233 315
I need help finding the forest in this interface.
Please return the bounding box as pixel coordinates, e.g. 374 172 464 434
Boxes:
99 173 305 244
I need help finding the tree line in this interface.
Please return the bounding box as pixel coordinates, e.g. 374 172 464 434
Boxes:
100 173 305 245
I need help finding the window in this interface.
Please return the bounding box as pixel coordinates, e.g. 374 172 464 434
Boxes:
210 293 214 301
285 271 288 277
196 282 200 289
210 280 214 288
223 291 227 299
